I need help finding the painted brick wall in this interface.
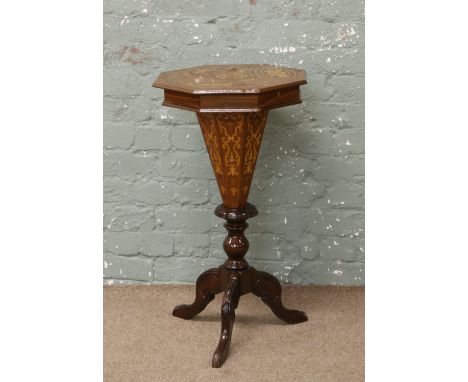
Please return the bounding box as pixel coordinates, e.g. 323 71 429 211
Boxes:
103 0 365 285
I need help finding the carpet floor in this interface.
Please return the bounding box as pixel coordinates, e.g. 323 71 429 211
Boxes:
104 285 364 382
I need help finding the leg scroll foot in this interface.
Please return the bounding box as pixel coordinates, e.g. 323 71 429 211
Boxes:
252 269 308 324
173 267 221 320
212 275 240 368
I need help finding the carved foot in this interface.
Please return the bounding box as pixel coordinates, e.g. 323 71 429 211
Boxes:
252 269 308 324
173 267 221 320
212 275 240 368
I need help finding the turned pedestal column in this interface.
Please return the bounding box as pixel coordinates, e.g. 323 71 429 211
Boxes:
153 64 308 368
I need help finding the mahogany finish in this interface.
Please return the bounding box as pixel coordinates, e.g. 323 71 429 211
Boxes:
154 64 306 113
153 64 308 368
197 113 268 209
154 64 306 94
162 86 302 112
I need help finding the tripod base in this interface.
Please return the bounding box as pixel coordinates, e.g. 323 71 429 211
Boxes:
173 264 308 368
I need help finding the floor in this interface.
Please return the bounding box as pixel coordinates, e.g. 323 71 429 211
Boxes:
104 285 364 382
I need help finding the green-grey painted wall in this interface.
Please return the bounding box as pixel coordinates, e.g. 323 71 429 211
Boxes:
104 0 365 285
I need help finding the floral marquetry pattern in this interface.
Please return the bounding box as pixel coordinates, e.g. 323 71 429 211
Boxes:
197 114 223 175
154 64 308 368
219 114 243 176
245 112 268 175
196 111 269 209
155 64 306 94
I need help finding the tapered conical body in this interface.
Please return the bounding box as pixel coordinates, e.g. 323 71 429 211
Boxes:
197 111 268 209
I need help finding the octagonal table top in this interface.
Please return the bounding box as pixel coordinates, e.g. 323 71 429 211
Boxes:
153 64 307 95
153 64 307 112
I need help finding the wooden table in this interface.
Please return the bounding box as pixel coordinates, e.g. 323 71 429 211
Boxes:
153 64 308 368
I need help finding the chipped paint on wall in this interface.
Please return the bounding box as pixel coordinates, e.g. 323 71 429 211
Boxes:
103 0 365 285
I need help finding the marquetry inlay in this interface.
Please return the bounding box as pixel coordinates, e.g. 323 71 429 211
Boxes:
154 64 306 94
197 111 268 209
153 64 308 369
153 64 306 208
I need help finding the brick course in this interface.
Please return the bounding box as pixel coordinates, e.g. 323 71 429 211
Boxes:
104 0 365 285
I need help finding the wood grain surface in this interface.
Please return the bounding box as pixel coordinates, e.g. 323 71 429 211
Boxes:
153 64 307 94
